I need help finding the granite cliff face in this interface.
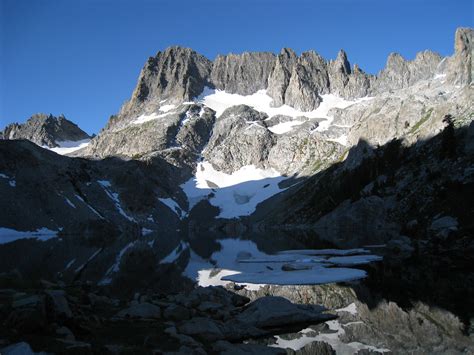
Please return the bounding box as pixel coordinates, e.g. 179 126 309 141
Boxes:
1 113 91 148
112 47 213 130
211 51 276 95
81 28 472 171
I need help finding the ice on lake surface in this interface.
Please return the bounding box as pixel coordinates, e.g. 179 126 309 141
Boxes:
181 238 383 289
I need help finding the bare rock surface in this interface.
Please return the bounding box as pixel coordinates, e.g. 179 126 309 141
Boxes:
1 113 90 148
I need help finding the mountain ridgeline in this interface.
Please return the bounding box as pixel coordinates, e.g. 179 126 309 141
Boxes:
107 27 471 129
0 27 473 354
1 113 91 148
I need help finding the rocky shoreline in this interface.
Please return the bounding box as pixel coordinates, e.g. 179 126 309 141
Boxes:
0 276 340 354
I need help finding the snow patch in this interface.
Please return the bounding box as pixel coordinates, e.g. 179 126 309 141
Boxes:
161 241 188 264
189 239 382 288
159 197 184 219
271 320 390 353
160 104 175 112
268 120 305 134
74 194 104 219
46 139 90 155
99 241 137 285
327 134 349 146
141 228 153 236
221 266 367 286
198 88 357 120
0 173 16 187
98 180 135 222
111 240 136 272
183 250 213 280
65 259 76 270
180 161 287 218
132 111 175 125
64 197 76 208
198 87 371 134
0 228 58 244
75 248 102 273
336 302 358 315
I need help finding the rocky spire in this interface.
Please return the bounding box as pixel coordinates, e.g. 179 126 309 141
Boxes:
446 27 473 85
267 48 298 107
210 51 276 95
124 46 212 116
328 49 352 96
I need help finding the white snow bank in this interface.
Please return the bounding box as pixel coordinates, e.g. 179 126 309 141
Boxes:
74 194 103 219
198 87 372 134
98 180 135 222
131 103 176 125
65 259 76 270
161 241 188 264
159 104 175 112
268 120 305 134
194 239 268 290
327 134 349 146
64 197 76 208
221 266 367 285
272 320 390 353
75 248 102 273
198 87 357 120
180 161 287 218
336 302 358 315
190 238 381 289
132 111 175 125
99 241 138 285
141 227 153 236
158 197 184 219
184 250 213 280
46 139 90 155
0 227 58 244
0 172 16 187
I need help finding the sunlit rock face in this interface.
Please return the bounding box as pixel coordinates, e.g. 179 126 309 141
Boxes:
1 113 91 150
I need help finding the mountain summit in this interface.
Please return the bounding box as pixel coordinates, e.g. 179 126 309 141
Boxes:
1 113 91 148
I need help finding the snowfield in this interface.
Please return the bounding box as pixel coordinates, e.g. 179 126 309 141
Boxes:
0 227 58 244
198 87 357 120
180 161 287 218
158 197 184 219
197 87 372 135
0 172 16 187
268 120 306 134
98 180 135 222
45 139 91 155
174 238 383 290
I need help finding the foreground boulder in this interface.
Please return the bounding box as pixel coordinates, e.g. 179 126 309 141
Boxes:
237 296 334 328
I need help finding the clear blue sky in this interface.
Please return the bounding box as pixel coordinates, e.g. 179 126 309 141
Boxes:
1 0 472 135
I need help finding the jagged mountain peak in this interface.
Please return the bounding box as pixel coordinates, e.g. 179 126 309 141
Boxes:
1 113 91 148
82 27 473 168
454 27 473 53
